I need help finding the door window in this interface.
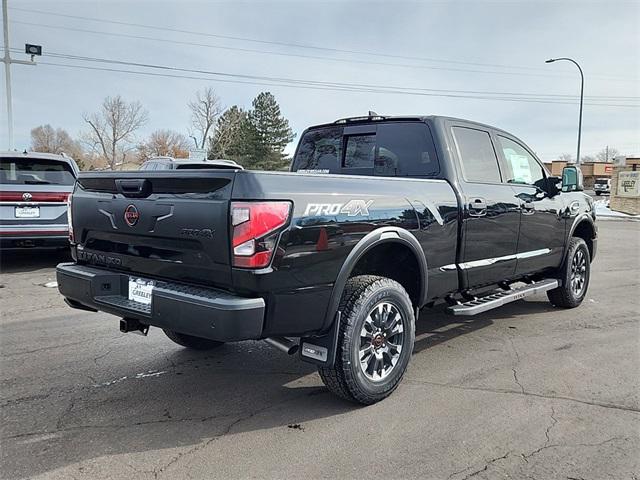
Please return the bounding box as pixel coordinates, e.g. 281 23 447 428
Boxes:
452 127 501 183
497 136 545 188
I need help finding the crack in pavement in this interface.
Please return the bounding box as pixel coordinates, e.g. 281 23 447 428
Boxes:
1 340 88 358
459 451 511 480
507 335 526 395
3 413 239 441
521 407 559 462
93 349 113 366
0 392 52 408
512 368 525 394
520 436 630 463
150 392 315 479
405 379 640 413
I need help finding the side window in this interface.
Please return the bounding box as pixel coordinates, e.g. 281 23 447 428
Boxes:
293 127 342 173
344 134 376 169
452 127 501 183
375 123 439 177
497 136 545 188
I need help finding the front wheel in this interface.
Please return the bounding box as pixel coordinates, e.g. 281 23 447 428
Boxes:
547 237 591 308
318 275 415 405
163 329 225 350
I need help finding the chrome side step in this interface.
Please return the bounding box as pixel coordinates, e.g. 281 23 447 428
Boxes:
446 279 559 316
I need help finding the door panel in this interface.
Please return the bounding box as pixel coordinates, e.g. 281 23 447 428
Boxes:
461 184 520 287
451 126 519 288
510 186 565 274
494 134 566 275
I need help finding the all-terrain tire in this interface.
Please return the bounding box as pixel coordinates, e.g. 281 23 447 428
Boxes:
318 275 416 405
547 237 590 308
163 329 225 350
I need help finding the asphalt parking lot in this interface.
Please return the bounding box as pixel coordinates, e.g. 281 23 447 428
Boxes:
1 220 638 480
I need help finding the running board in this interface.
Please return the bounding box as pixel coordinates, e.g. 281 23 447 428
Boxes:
446 279 559 316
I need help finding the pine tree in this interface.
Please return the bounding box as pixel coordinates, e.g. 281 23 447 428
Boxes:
248 92 295 167
208 93 294 171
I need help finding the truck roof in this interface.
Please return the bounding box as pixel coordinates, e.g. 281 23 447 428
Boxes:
308 114 512 136
0 150 74 161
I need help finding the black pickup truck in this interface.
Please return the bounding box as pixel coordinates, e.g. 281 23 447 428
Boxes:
57 115 596 404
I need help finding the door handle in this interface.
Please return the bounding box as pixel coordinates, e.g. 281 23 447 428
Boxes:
469 197 487 216
522 200 535 214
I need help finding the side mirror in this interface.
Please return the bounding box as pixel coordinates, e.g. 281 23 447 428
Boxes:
562 165 583 192
545 175 562 197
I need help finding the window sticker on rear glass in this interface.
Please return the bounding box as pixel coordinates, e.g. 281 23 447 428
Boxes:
297 169 330 174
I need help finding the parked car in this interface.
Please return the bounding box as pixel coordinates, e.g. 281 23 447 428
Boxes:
139 157 243 170
56 115 596 404
593 177 611 195
0 151 79 249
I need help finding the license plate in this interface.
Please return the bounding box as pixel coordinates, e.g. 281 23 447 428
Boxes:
128 278 154 305
15 206 40 218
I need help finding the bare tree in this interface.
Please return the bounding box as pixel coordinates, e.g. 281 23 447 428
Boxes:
189 87 223 149
596 147 619 163
31 124 87 169
208 106 247 159
138 130 191 161
83 95 148 170
31 125 73 154
558 153 574 163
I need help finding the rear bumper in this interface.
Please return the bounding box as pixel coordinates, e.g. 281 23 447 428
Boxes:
0 225 69 249
56 263 266 341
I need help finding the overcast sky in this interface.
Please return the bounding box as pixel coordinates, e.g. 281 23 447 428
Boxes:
2 0 639 161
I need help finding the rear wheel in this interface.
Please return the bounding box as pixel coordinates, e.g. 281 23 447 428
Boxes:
163 329 225 350
595 191 601 196
547 237 590 308
318 275 415 405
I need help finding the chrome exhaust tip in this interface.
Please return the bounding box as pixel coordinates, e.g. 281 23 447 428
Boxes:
265 337 299 355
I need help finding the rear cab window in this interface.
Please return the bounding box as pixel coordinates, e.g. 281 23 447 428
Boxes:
0 158 76 185
292 121 440 177
292 126 342 173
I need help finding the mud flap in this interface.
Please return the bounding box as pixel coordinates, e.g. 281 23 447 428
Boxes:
299 311 341 367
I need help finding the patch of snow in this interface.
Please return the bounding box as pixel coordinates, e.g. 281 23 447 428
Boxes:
135 370 166 379
43 281 58 288
594 199 639 219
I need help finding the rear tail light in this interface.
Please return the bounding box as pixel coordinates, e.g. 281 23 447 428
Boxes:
231 201 291 268
0 192 70 202
67 194 74 243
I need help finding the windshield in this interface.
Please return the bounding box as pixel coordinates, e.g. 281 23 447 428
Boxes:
0 158 76 185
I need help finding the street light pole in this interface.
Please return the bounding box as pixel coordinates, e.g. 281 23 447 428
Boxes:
2 0 36 150
546 57 584 165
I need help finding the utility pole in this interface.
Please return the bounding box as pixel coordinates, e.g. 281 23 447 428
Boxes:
2 0 37 150
605 145 609 163
545 57 584 166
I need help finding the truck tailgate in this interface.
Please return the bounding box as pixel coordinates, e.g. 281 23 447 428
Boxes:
73 171 236 288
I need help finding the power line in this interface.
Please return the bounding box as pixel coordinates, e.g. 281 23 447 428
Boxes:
9 5 586 74
34 60 639 108
4 45 638 106
12 20 638 84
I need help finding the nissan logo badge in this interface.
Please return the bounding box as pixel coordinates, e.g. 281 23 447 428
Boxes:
124 204 140 227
